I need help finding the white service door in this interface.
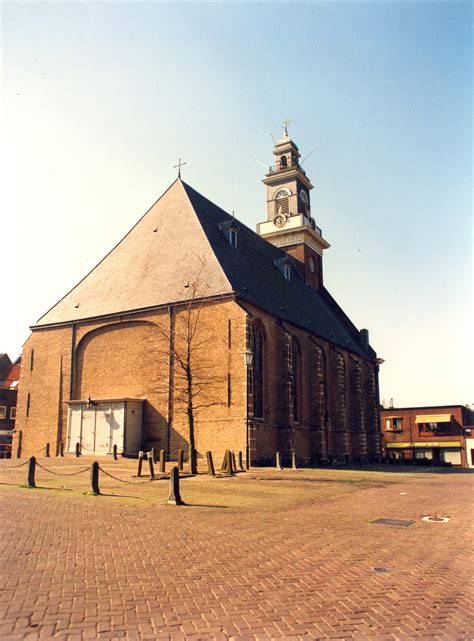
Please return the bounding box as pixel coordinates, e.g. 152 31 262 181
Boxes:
94 409 112 454
81 409 96 453
67 408 82 453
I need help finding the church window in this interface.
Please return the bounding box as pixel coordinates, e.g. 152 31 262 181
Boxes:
274 189 290 217
227 373 232 407
290 338 300 422
228 319 232 349
229 228 238 248
336 354 346 427
300 190 309 216
26 393 31 417
30 349 34 371
252 324 264 419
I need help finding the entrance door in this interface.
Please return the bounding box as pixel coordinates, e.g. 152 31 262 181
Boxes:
81 409 96 453
67 407 82 453
432 448 441 462
94 408 112 454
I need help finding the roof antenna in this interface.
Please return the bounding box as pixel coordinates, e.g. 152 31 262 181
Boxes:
253 158 271 172
270 132 276 144
301 140 321 165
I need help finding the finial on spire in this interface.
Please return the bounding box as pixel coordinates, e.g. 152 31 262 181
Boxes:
282 118 291 136
173 157 187 178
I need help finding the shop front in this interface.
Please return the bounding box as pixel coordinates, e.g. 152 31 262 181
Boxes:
386 440 464 465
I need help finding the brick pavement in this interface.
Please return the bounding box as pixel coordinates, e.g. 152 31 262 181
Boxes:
0 468 473 640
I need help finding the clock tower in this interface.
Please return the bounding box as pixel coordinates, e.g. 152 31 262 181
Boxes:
257 126 330 291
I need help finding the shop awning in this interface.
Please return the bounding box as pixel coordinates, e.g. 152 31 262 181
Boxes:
415 414 452 424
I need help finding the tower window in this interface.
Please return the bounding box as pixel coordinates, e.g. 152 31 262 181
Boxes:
279 155 288 169
229 228 238 248
274 189 290 217
300 190 309 216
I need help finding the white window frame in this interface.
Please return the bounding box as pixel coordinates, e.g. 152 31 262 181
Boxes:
0 406 6 420
10 407 16 420
229 228 238 248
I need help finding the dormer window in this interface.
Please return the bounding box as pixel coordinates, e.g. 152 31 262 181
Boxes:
229 228 238 248
218 220 240 247
284 265 291 281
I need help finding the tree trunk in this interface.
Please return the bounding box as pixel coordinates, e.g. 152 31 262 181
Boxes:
187 367 197 474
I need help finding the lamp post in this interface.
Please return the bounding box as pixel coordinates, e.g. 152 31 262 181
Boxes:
243 347 254 470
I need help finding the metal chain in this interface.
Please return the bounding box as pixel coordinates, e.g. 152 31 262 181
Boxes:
0 460 29 469
98 466 156 485
35 462 90 476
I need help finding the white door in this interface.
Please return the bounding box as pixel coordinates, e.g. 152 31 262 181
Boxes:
94 408 112 454
67 407 82 453
80 409 96 453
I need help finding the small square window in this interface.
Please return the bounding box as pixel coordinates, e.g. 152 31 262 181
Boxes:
229 228 238 248
0 406 6 420
10 407 16 420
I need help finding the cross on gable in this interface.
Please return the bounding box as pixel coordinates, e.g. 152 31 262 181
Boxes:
173 157 187 177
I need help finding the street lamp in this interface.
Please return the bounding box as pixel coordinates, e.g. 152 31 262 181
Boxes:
85 396 95 410
243 348 254 470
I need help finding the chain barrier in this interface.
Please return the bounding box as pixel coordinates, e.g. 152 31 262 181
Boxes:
0 460 29 469
98 466 158 485
35 462 90 477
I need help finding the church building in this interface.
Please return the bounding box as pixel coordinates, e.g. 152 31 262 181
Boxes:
14 129 382 466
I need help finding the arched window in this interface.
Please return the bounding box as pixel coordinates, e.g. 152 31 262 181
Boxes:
279 155 288 169
274 188 291 217
336 353 346 428
299 190 309 216
252 324 264 418
290 338 300 422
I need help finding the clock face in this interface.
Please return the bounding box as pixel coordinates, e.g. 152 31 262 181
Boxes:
308 256 316 273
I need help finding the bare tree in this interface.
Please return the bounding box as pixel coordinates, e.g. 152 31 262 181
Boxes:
152 261 227 474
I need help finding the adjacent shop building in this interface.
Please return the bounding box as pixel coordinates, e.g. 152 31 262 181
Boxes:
381 404 474 467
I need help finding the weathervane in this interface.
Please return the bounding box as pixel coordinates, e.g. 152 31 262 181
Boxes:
282 118 291 135
173 157 187 178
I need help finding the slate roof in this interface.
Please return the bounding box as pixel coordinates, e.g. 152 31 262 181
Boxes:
34 179 373 359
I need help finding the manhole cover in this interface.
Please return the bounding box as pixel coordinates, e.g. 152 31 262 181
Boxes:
372 518 414 527
421 515 450 523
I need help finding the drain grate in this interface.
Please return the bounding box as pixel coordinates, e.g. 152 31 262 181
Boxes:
372 518 415 527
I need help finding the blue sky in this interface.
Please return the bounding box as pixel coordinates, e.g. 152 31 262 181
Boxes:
2 1 472 405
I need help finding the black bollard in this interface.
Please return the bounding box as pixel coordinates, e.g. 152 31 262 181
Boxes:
58 442 64 457
166 466 184 505
113 444 118 460
27 456 36 488
45 443 50 458
137 451 144 477
206 451 215 477
148 454 155 480
90 461 100 495
276 451 283 470
75 442 81 458
16 430 22 459
178 449 184 471
238 451 244 471
291 451 297 470
159 449 166 474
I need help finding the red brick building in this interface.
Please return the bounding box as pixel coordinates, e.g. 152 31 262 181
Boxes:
381 404 474 467
14 131 383 466
0 354 21 457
